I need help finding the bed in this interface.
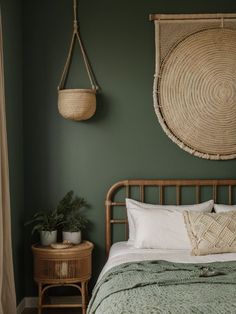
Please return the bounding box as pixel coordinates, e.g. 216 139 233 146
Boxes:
88 179 236 314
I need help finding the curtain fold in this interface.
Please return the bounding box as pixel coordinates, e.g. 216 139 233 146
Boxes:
0 10 17 314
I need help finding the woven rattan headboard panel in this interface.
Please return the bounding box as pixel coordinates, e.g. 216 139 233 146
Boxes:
105 179 236 256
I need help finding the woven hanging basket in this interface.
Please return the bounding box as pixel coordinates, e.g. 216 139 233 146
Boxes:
155 26 236 160
58 0 98 121
58 89 96 121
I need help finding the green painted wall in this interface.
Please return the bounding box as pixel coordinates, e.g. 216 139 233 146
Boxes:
23 0 236 296
1 0 24 304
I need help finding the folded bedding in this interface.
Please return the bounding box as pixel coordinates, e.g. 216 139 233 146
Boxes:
88 260 236 314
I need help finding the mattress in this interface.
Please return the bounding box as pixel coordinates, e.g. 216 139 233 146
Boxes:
99 241 236 280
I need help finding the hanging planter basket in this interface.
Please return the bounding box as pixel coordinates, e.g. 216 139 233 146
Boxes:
58 89 96 121
58 0 99 121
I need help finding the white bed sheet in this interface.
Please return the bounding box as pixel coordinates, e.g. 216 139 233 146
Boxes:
99 241 236 280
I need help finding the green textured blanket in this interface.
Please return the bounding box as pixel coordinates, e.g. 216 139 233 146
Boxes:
87 260 236 314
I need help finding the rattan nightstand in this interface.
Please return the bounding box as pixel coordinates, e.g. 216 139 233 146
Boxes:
32 241 94 314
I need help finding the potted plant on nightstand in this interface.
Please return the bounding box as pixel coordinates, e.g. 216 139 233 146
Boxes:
57 191 89 244
25 208 64 246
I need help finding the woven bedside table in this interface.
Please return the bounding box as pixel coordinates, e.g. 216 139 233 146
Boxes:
32 241 93 314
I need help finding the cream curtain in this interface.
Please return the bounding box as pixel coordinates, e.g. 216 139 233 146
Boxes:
0 11 17 314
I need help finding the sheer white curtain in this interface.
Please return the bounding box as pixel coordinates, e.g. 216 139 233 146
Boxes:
0 11 17 314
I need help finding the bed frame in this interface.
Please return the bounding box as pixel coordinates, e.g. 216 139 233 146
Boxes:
105 179 236 256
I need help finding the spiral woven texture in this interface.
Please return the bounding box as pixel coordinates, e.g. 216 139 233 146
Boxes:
156 28 236 159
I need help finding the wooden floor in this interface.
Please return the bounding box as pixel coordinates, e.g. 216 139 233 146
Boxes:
23 309 82 314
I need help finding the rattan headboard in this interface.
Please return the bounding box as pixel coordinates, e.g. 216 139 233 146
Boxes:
105 179 236 256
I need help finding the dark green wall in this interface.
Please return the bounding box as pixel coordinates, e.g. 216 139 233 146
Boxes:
1 0 24 304
23 0 236 297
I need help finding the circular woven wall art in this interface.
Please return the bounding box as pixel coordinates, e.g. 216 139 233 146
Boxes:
155 28 236 160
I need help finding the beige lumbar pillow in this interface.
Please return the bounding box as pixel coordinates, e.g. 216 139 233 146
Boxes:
183 211 236 256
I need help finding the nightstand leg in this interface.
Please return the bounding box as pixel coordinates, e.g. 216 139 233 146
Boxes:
82 281 86 314
85 281 89 304
38 282 42 314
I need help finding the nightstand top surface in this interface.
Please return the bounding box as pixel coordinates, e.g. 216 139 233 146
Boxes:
32 240 93 253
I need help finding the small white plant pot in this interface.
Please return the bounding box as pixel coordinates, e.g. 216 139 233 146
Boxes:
40 230 57 246
62 231 82 244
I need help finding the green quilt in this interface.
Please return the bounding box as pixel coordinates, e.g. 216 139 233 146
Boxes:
87 260 236 314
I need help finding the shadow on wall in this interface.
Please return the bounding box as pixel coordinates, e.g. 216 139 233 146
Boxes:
86 92 111 123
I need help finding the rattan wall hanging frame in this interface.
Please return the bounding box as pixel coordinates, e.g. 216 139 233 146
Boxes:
150 13 236 160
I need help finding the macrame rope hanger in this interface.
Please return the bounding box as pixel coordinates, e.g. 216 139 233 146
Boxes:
58 0 99 91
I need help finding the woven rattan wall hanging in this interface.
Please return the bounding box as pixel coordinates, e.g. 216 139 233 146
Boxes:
150 13 236 160
58 0 99 121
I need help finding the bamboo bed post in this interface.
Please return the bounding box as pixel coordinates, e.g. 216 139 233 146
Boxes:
196 186 200 203
229 186 232 205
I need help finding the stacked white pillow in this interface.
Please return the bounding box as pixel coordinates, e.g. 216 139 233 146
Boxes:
214 204 236 213
126 198 214 250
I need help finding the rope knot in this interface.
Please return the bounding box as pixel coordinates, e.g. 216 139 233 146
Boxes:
73 21 78 32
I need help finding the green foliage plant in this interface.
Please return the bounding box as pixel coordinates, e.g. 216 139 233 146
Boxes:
25 208 64 234
57 191 89 232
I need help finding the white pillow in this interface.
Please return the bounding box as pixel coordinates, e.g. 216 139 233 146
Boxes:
126 198 214 245
214 204 236 213
133 207 191 249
